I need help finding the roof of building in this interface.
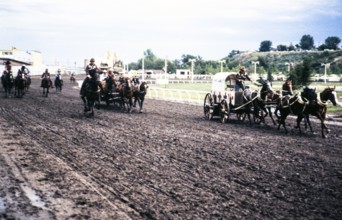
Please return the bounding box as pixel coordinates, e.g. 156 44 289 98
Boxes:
0 58 31 66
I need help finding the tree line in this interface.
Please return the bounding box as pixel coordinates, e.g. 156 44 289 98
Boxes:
259 35 341 52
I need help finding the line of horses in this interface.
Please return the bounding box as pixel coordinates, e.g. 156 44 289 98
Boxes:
236 79 339 138
1 72 31 98
81 75 149 117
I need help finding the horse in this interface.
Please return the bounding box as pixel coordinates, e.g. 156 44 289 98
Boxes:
117 77 133 113
133 81 149 113
70 75 76 83
54 76 63 92
41 77 52 97
252 79 281 125
81 78 101 117
297 87 338 138
14 73 27 98
235 87 254 124
276 94 309 135
1 72 14 98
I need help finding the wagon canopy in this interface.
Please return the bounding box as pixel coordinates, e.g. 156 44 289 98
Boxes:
211 72 237 93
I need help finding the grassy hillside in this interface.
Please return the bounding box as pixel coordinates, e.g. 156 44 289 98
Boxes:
226 50 342 77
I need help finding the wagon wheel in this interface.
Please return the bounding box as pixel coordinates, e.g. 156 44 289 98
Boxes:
236 112 246 121
204 93 214 120
220 100 230 123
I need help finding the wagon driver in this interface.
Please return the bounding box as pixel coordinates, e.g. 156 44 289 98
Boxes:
281 78 293 96
235 66 251 91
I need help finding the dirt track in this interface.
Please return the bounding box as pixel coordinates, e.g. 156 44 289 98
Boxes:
0 77 342 219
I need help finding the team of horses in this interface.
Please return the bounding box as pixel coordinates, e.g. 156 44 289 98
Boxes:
82 75 149 117
246 80 339 138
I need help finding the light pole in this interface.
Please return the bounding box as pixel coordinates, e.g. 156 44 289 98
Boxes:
164 58 168 79
218 60 225 72
251 61 259 75
142 57 145 81
285 62 291 72
189 59 196 83
321 63 330 84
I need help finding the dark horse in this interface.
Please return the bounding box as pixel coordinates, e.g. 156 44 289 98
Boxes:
133 82 149 113
1 72 14 98
297 87 338 138
276 94 309 135
81 70 101 117
14 73 27 98
252 79 281 125
54 76 63 92
41 77 52 97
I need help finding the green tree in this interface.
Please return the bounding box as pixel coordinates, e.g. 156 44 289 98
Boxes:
288 57 312 88
144 49 156 60
299 34 315 50
277 45 288 51
288 43 296 51
259 40 272 52
324 36 341 50
317 44 327 51
257 56 269 70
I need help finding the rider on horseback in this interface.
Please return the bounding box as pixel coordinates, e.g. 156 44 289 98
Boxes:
235 66 251 91
55 69 62 80
282 78 293 96
132 74 140 86
18 66 30 77
2 60 13 78
41 69 53 88
80 58 102 111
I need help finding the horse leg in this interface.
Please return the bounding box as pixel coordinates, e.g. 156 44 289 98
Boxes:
89 101 94 116
296 115 303 134
139 98 143 113
316 114 328 138
128 97 133 113
277 111 289 134
268 107 277 125
133 96 137 107
81 96 89 112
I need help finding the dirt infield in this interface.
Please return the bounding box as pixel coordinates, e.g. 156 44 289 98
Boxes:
0 78 341 219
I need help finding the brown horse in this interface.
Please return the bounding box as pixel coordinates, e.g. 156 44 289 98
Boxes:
252 79 281 125
297 87 338 138
117 77 133 113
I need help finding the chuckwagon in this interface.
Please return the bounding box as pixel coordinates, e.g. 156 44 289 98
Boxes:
203 72 257 123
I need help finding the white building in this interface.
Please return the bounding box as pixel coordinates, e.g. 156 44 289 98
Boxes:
0 47 43 66
176 69 191 79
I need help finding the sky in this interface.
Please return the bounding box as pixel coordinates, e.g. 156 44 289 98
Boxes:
1 0 342 66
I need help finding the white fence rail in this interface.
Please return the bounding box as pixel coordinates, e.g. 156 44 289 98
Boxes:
146 88 207 105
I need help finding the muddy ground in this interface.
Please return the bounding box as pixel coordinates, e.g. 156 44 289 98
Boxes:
0 77 341 220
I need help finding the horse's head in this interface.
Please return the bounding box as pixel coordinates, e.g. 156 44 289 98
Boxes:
321 87 337 106
261 80 272 92
139 82 148 92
